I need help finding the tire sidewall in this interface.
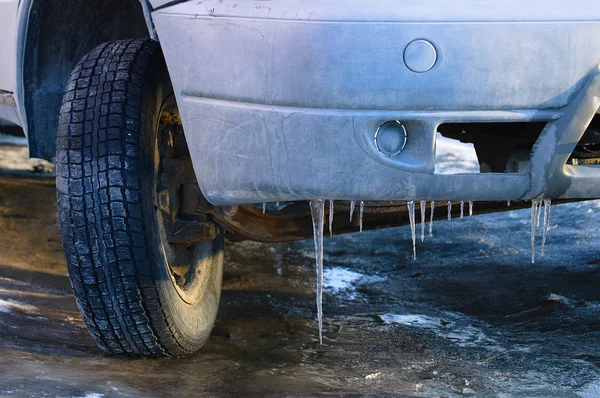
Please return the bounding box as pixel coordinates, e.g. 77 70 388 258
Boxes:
138 45 224 355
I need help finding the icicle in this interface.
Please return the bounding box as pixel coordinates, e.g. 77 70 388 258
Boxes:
429 201 435 236
460 201 464 218
328 200 334 237
309 200 325 345
349 201 356 222
530 199 540 264
262 202 266 213
536 200 542 229
447 201 452 221
276 202 280 206
541 200 552 256
507 200 511 207
420 200 426 242
359 201 365 232
469 201 473 217
407 201 417 260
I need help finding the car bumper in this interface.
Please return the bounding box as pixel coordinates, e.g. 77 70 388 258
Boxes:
153 0 600 205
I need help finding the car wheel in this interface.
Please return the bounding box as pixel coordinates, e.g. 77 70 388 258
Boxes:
56 38 223 357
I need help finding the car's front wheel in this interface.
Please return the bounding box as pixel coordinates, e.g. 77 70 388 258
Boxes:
56 39 223 357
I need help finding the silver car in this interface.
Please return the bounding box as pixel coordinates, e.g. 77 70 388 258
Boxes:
1 0 599 357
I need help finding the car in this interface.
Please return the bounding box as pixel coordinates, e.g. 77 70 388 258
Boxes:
1 0 600 357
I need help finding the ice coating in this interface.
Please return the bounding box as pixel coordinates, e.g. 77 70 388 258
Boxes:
420 200 426 242
407 201 417 260
359 201 365 232
447 201 452 221
309 200 325 344
328 200 334 237
429 201 435 236
349 201 356 222
541 200 552 256
469 201 473 217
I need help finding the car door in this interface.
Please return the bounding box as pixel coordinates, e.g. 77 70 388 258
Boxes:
0 0 19 93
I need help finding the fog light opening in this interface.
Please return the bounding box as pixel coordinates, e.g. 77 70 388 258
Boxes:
374 120 407 157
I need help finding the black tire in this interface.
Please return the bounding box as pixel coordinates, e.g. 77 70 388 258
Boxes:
56 39 224 357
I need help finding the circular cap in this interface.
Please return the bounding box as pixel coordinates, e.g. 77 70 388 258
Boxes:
375 121 407 157
403 39 437 73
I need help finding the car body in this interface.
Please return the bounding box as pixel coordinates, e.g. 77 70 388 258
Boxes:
2 0 600 357
2 0 600 206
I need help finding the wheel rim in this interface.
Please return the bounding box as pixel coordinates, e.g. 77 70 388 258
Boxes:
154 96 217 305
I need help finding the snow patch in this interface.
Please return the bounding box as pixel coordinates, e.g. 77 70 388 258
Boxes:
380 313 503 351
324 267 386 299
72 394 104 398
435 134 480 175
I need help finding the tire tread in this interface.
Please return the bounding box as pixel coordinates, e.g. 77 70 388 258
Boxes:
56 39 187 357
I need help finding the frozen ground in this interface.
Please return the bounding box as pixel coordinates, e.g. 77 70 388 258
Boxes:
435 134 480 174
2 136 600 397
0 133 54 177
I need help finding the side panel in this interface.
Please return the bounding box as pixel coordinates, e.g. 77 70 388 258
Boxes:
154 4 600 111
0 0 18 93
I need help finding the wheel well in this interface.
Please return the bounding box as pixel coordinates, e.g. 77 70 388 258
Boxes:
22 0 150 159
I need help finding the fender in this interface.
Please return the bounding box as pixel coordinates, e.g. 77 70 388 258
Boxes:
14 0 151 159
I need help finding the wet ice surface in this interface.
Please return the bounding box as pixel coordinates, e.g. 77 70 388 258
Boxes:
4 181 600 397
379 313 502 351
4 148 600 396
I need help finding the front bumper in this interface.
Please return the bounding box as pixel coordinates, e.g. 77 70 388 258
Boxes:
154 0 600 205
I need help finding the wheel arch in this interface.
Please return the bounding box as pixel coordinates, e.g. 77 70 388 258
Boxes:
16 0 153 159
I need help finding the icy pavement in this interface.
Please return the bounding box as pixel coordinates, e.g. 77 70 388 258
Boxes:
3 144 600 396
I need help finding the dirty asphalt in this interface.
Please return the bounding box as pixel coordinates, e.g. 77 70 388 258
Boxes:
2 136 600 397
